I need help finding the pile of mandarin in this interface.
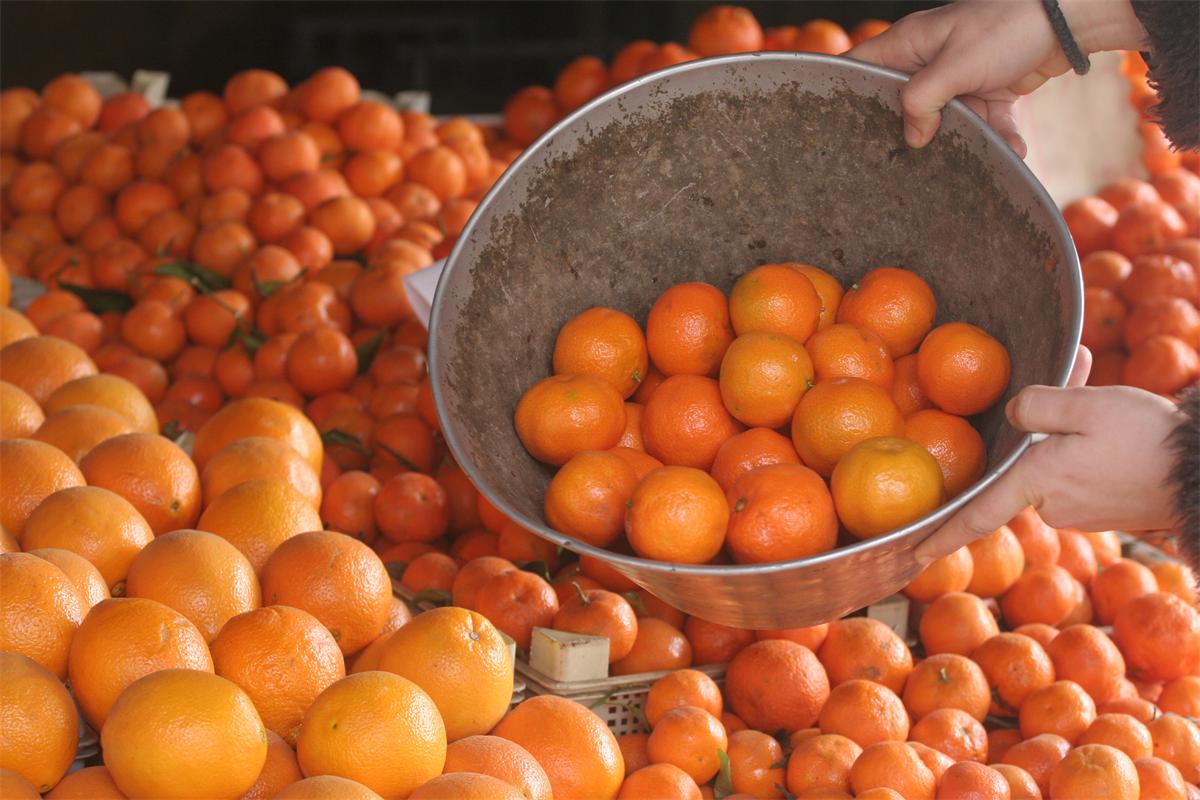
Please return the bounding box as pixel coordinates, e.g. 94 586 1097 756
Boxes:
515 262 1011 564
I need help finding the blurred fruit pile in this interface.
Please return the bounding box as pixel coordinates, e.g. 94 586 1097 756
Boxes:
1063 52 1200 396
2 5 1199 799
513 264 1009 568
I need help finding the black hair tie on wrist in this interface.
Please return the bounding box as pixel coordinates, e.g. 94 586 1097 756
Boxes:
1042 0 1092 75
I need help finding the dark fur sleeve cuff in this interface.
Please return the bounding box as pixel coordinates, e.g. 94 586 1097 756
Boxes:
1170 387 1199 565
1130 0 1199 150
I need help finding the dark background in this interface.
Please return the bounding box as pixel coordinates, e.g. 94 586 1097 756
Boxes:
1 1 940 113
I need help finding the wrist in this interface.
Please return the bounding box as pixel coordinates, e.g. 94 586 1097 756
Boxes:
1059 0 1148 54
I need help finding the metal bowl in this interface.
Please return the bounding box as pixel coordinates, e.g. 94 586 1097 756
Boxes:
429 52 1082 629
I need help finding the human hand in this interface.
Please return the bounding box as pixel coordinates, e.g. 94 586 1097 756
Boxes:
916 347 1185 563
847 0 1146 157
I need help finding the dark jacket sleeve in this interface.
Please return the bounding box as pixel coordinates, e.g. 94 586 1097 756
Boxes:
1170 388 1199 566
1130 0 1199 150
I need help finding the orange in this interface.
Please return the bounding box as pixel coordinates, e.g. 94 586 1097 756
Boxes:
991 764 1041 799
201 436 321 510
1000 563 1079 627
642 374 743 469
919 591 1000 656
688 5 764 55
681 618 753 666
0 651 79 793
550 308 648 400
806 322 895 388
553 55 610 112
785 733 861 796
1121 254 1198 306
42 766 126 799
275 775 383 799
1114 592 1200 682
790 377 904 477
124 529 259 642
43 372 157 434
726 639 830 733
1125 296 1200 351
28 548 109 608
1008 506 1061 565
553 587 638 664
451 556 516 608
903 545 973 603
34 404 134 464
373 472 449 543
406 145 467 202
725 462 837 563
68 596 212 728
625 465 728 564
729 264 822 344
817 678 909 747
612 617 693 676
223 68 287 113
1148 714 1200 784
903 409 986 498
935 762 1009 799
644 669 723 728
1046 624 1126 705
1079 713 1154 760
493 695 624 800
916 322 1011 416
1082 287 1128 353
729 731 787 797
0 309 38 348
910 706 987 763
965 525 1025 597
0 335 97 405
377 606 513 742
21 485 153 590
197 478 323 574
101 669 267 800
210 604 344 745
259 530 390 655
400 552 458 594
1160 677 1200 718
472 569 559 650
1019 680 1097 744
1063 196 1119 255
617 732 651 775
902 653 991 722
0 438 85 538
1134 756 1189 800
837 267 936 357
831 436 945 538
299 66 361 122
817 617 913 694
240 730 304 800
1049 743 1139 800
407 773 525 799
543 450 637 548
0 380 43 438
502 86 560 147
1112 200 1188 258
1093 558 1160 625
192 396 323 474
514 374 625 466
1124 334 1200 394
709 427 800 492
79 432 200 535
617 763 701 800
296 672 445 797
442 737 552 800
645 705 727 784
718 331 814 427
1099 179 1160 212
849 741 935 800
971 632 1055 717
646 282 735 377
1081 250 1134 290
1001 733 1071 797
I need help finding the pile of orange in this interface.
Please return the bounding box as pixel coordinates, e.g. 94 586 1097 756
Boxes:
502 6 890 147
514 262 1009 565
1061 52 1200 396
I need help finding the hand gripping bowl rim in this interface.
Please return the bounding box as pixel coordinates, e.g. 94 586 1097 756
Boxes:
427 51 1084 581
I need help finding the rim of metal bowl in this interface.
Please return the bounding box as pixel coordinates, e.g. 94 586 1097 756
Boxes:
429 51 1084 578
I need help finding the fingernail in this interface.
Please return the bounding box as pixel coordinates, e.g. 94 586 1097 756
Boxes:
904 122 922 147
913 547 934 567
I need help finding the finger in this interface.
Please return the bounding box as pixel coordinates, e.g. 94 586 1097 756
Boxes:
961 96 987 121
1068 346 1093 387
899 53 972 148
986 99 1027 158
846 18 932 74
915 456 1036 563
1005 385 1095 435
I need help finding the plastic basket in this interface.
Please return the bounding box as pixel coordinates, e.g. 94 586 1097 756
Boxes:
515 660 727 736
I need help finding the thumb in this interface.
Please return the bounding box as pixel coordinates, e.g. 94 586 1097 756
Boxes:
915 454 1037 563
1068 345 1093 388
1005 386 1094 435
